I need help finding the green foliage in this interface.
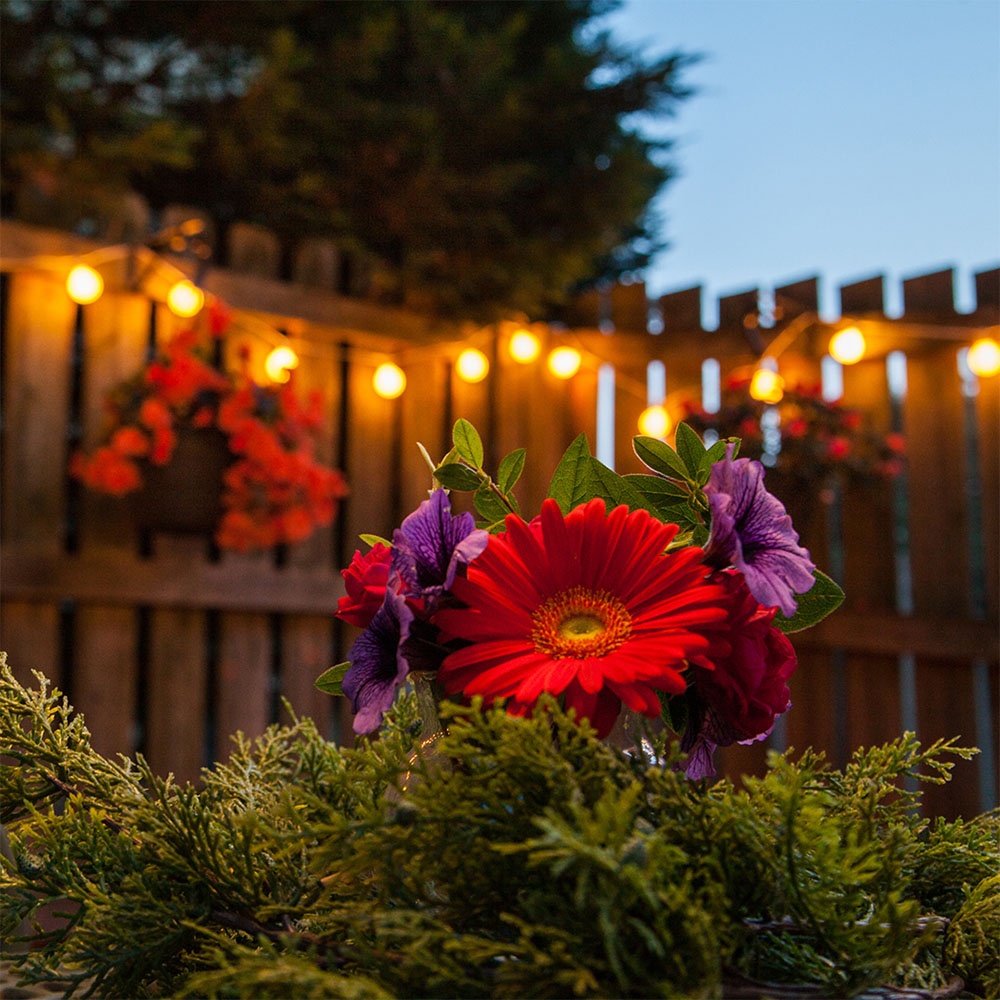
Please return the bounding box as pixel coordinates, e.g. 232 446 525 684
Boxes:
432 419 523 530
1 658 995 998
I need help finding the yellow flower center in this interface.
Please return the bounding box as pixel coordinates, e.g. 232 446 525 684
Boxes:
531 586 632 658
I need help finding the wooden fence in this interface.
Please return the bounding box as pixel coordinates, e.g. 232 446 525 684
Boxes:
1 220 997 820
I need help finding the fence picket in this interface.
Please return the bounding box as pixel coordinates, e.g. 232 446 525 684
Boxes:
75 606 138 759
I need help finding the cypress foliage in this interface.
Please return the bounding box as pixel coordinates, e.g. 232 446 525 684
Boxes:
1 656 996 999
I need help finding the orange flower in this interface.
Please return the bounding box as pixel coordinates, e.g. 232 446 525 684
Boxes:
110 426 150 457
139 397 172 431
149 426 177 465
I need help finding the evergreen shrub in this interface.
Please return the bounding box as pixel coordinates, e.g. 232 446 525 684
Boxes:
1 658 997 999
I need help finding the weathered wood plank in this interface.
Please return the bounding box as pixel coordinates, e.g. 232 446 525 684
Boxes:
2 271 75 547
75 605 137 759
0 601 61 690
976 369 999 620
905 347 972 619
145 607 208 782
280 615 336 740
1 544 344 614
839 355 899 612
216 612 272 751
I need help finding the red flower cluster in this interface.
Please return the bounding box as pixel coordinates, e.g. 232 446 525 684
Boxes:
72 309 348 552
681 377 906 483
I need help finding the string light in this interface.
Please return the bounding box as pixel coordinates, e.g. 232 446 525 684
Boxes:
828 326 867 365
637 404 671 439
967 337 1000 378
509 329 541 364
373 362 406 399
749 366 784 404
66 265 104 305
548 346 582 379
456 348 489 383
265 345 300 383
167 280 205 318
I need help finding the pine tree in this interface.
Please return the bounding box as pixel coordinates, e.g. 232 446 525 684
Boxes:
0 0 695 318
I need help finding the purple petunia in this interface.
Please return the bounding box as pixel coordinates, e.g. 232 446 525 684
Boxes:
341 489 489 734
392 489 489 604
703 444 815 617
342 583 414 734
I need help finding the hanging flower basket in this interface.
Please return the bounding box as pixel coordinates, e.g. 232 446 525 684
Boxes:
130 425 231 535
71 302 348 551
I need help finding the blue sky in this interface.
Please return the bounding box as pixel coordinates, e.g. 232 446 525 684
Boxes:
601 0 1000 322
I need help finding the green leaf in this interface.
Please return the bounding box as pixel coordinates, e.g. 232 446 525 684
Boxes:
623 474 688 499
633 436 690 481
546 433 593 513
703 438 734 467
586 459 658 515
496 448 526 494
620 475 705 528
660 690 689 736
774 570 846 634
434 462 484 492
675 422 706 476
452 418 484 469
359 533 391 548
315 662 350 696
473 484 511 526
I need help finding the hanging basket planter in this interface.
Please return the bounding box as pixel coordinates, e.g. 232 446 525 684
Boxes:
130 426 232 536
70 305 348 552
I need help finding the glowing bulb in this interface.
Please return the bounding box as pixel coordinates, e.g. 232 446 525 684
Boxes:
66 265 104 305
829 326 866 365
509 330 541 364
548 346 582 379
265 345 300 384
749 367 784 404
166 280 205 318
456 348 489 383
373 362 406 399
967 337 1000 378
638 404 672 439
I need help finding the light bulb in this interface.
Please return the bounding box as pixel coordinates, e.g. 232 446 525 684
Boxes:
167 280 205 318
456 348 489 383
66 265 104 305
967 337 1000 378
638 404 672 439
829 326 866 365
509 330 541 364
548 346 582 379
373 362 406 399
265 345 300 383
749 367 784 404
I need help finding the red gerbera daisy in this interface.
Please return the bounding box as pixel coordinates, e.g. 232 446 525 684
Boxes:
434 497 731 738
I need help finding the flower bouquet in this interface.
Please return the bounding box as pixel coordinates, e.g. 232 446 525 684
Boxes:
71 304 348 551
321 418 844 780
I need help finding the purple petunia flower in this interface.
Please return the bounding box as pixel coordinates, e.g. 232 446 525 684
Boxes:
703 444 815 617
392 489 489 605
342 582 414 734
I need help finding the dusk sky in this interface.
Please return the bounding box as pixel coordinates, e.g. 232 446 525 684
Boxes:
601 0 1000 322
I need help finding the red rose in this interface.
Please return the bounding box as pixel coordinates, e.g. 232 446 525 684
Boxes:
337 544 392 628
692 570 797 743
